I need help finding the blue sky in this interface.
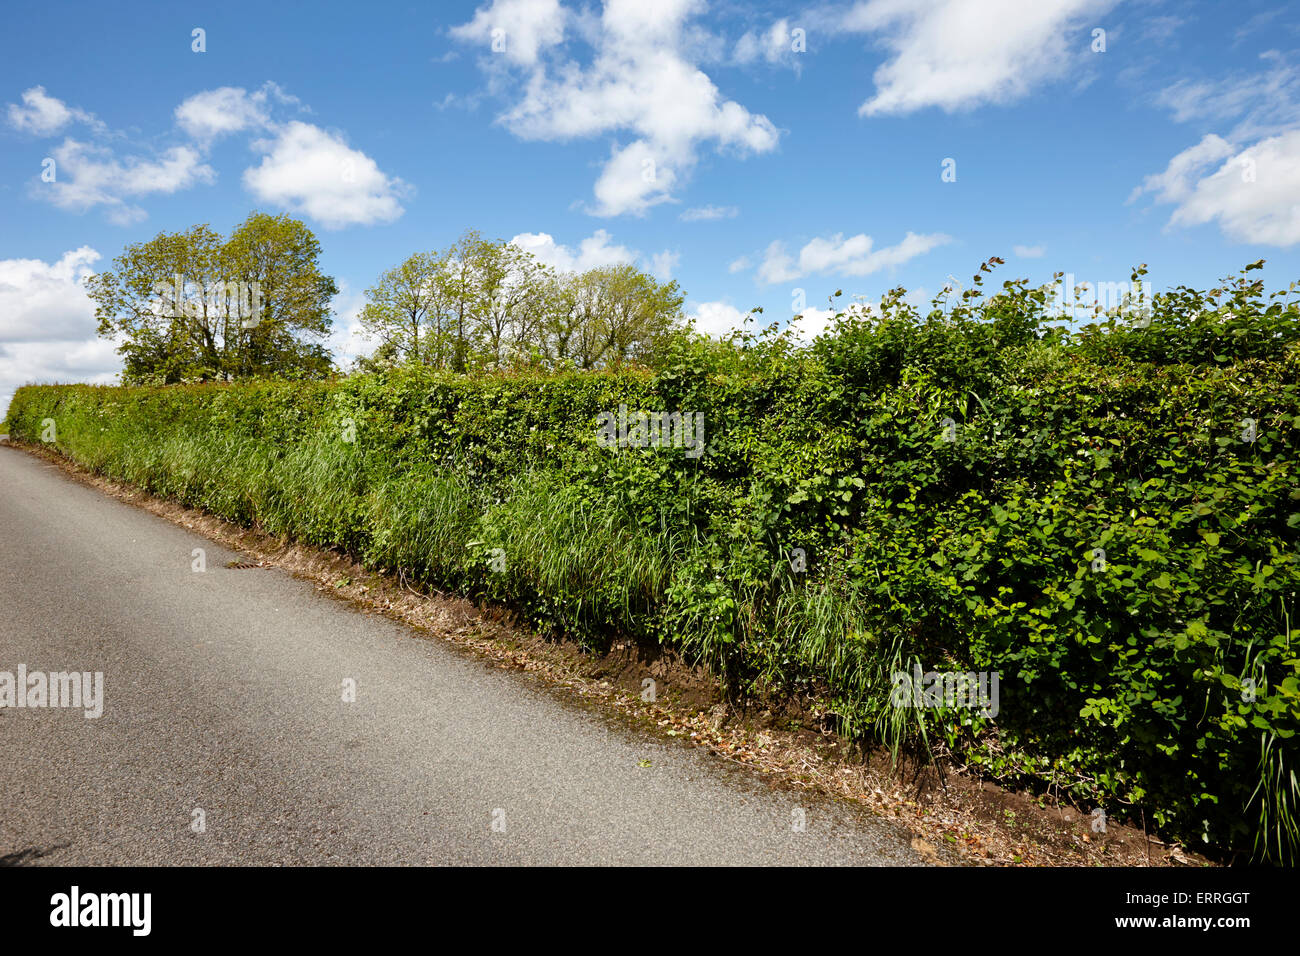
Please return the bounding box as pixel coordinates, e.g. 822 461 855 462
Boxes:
2 0 1299 411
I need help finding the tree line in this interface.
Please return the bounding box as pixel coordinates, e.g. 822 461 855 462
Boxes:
86 215 687 384
356 229 684 373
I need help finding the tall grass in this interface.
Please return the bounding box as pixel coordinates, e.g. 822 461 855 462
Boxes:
477 474 679 646
364 466 481 584
766 580 928 760
38 399 682 653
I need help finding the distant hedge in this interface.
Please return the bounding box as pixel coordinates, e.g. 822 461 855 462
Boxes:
9 263 1299 861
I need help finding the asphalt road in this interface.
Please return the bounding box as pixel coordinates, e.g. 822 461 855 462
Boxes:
0 444 933 866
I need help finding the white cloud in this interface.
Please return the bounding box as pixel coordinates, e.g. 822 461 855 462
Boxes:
510 229 637 272
1155 52 1300 142
1138 55 1300 247
6 86 100 136
175 84 290 143
727 255 751 273
759 231 951 284
788 305 839 343
590 139 678 217
1014 244 1045 258
844 0 1114 116
14 82 398 230
0 246 100 342
757 240 800 284
455 0 780 216
680 204 738 221
1128 133 1236 206
1131 131 1300 246
243 121 409 229
39 139 216 225
448 0 568 67
688 300 749 337
733 19 803 70
510 228 681 278
0 247 119 417
177 84 400 230
650 250 680 280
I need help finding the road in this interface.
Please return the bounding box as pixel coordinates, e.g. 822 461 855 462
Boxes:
0 444 934 865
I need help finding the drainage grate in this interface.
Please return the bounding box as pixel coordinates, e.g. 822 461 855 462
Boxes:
225 560 266 570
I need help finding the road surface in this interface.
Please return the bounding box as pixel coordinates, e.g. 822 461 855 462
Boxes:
0 444 934 865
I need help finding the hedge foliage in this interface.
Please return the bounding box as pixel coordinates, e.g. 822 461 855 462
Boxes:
8 263 1299 861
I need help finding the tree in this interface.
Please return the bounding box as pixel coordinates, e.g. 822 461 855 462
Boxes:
569 269 607 369
85 212 336 384
358 251 448 366
441 230 487 373
472 241 551 369
533 271 580 367
222 212 337 379
579 264 685 368
356 231 688 373
84 224 225 383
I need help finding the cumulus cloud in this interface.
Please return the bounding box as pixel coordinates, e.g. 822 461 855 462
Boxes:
174 84 404 229
843 0 1113 116
0 339 121 424
177 86 408 230
174 83 296 143
453 0 780 216
1137 51 1300 246
1129 134 1237 206
650 249 680 280
757 240 800 284
510 228 681 278
688 300 749 337
0 248 120 417
0 246 100 342
6 86 100 136
1130 131 1300 246
3 89 219 226
12 80 403 229
733 18 804 71
510 228 638 272
243 121 409 229
448 0 569 66
788 305 839 343
39 139 215 225
758 231 951 284
727 255 752 273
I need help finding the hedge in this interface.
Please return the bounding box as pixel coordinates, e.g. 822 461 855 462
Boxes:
7 265 1299 861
